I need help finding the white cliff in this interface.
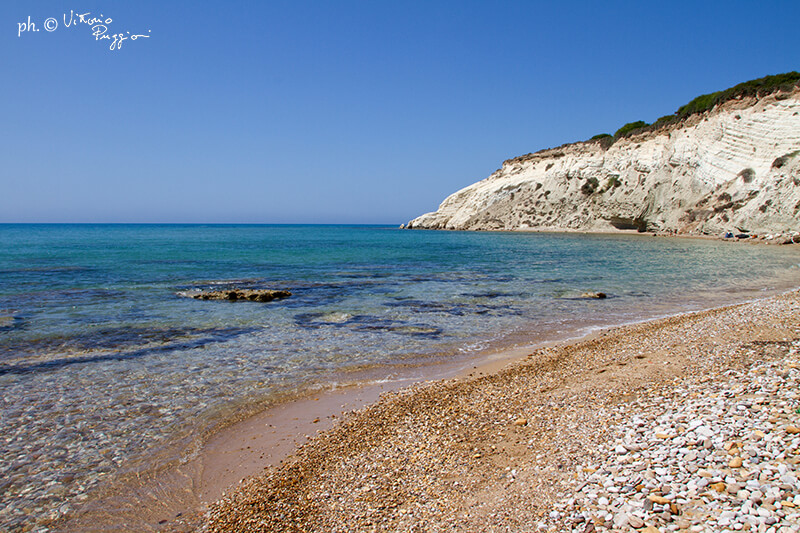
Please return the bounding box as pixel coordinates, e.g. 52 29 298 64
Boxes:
407 90 800 236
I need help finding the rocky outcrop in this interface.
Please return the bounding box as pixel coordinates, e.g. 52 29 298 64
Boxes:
407 90 800 237
581 292 607 299
0 313 18 329
187 289 291 302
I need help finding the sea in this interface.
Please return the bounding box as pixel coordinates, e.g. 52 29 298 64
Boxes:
1 224 799 531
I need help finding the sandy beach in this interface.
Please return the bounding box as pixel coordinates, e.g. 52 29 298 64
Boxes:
192 290 800 532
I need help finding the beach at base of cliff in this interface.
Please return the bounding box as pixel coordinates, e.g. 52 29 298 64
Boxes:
199 290 800 533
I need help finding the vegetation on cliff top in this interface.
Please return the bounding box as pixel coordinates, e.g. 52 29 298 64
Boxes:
508 72 800 166
676 72 800 118
590 71 800 144
614 120 650 138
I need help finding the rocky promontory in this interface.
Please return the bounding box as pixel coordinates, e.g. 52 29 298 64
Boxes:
407 74 800 238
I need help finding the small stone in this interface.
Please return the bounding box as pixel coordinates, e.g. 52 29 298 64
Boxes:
711 482 726 492
629 516 645 528
513 418 528 427
729 457 743 468
613 512 628 528
648 495 670 505
641 527 661 533
786 425 800 434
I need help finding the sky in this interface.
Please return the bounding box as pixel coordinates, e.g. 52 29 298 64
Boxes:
2 1 799 224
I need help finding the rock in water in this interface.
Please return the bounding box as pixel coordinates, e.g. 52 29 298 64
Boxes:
188 289 291 302
581 292 607 299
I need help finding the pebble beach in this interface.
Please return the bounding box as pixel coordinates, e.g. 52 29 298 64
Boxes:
201 290 800 533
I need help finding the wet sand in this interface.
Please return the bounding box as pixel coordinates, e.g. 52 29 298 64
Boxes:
55 378 418 532
200 289 800 532
56 346 537 531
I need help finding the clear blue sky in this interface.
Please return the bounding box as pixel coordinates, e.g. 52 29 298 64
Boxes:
3 1 799 224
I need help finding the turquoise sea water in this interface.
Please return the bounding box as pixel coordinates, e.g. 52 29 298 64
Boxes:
1 224 799 530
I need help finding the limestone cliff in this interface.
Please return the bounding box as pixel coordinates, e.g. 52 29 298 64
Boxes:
407 89 800 237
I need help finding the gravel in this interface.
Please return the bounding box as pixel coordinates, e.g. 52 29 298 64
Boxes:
552 346 800 532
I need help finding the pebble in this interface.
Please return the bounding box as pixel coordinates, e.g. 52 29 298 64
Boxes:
552 345 800 532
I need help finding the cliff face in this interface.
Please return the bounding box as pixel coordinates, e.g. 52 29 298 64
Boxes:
407 91 800 236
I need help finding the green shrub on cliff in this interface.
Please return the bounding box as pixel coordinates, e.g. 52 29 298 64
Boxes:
614 121 649 138
677 72 800 118
590 133 616 149
677 92 719 117
588 72 800 148
654 114 678 127
581 177 599 195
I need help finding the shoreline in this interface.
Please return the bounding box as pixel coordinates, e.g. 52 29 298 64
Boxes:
402 226 800 246
201 288 800 532
56 325 597 532
53 287 800 532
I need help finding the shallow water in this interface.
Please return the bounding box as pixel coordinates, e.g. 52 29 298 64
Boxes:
0 224 798 531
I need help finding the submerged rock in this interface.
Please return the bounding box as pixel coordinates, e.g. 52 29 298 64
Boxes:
581 292 607 299
0 312 19 329
189 289 291 302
